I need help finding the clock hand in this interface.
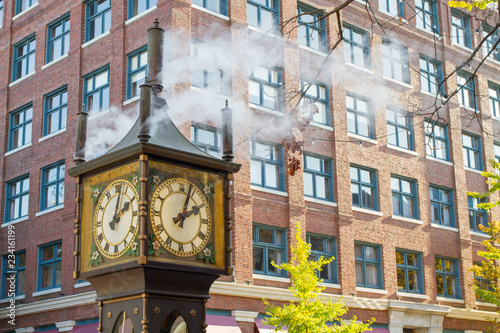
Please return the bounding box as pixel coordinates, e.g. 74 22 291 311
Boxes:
109 185 124 230
173 185 194 228
185 205 200 218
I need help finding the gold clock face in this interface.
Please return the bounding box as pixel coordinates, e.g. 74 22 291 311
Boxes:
93 180 139 258
150 178 211 257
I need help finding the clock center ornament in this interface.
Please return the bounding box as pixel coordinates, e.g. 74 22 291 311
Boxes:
69 19 240 333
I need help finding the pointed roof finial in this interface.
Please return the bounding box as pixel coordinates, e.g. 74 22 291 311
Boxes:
153 18 160 28
225 99 229 108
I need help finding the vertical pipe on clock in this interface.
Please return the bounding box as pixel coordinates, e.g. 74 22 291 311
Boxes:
73 177 81 280
221 100 234 162
138 83 152 143
74 105 88 165
147 18 165 96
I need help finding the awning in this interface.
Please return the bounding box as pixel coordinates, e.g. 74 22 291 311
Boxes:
71 323 98 333
206 315 242 333
255 318 287 333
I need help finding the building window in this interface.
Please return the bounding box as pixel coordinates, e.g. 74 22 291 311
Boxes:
84 67 109 114
0 1 4 28
47 16 70 63
85 0 111 42
301 81 329 125
41 162 65 211
435 257 460 298
247 0 278 31
382 40 409 83
127 47 147 100
15 0 37 15
391 176 418 219
379 0 404 17
396 250 423 293
37 242 62 291
307 234 337 283
474 262 492 301
489 83 500 118
469 197 488 233
13 35 36 82
346 94 373 138
44 87 67 136
451 11 471 48
250 141 284 190
9 105 33 151
355 242 383 289
191 123 221 157
415 0 438 33
128 0 157 18
1 251 25 298
253 225 286 276
483 24 500 62
350 165 378 210
457 72 476 109
303 154 333 201
419 56 443 95
191 40 230 95
249 66 282 110
430 186 454 227
5 176 29 222
386 109 413 150
462 132 482 170
495 142 500 163
192 0 226 14
424 121 449 161
297 6 326 52
342 25 370 68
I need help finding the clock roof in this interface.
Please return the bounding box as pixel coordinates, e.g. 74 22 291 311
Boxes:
68 96 240 177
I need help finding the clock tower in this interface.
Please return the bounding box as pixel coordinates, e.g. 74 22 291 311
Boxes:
68 20 240 333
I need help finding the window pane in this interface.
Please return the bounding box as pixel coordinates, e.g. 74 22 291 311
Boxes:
265 163 278 188
304 172 313 196
253 247 263 271
366 264 379 286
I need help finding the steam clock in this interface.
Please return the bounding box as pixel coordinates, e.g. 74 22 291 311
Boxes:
68 20 240 332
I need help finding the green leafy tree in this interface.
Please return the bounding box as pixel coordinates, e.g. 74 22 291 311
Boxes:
263 225 373 333
448 0 496 10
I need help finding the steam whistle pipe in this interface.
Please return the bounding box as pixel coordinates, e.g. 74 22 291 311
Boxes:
138 83 152 143
147 18 165 96
74 105 88 165
221 100 234 162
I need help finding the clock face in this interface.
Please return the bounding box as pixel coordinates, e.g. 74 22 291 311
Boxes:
150 178 211 257
93 180 139 258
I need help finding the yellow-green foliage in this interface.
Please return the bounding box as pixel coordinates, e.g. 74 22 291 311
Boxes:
448 0 495 10
263 225 374 333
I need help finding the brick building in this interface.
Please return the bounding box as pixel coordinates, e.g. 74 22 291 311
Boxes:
0 0 499 332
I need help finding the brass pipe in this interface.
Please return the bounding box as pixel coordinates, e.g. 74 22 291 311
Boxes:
147 18 165 95
74 105 88 165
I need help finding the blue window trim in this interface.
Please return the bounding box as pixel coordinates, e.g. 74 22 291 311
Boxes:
382 40 410 83
355 242 383 289
451 10 471 48
489 83 500 118
435 256 461 298
457 72 477 109
346 93 373 138
5 174 30 222
342 24 370 68
307 233 337 284
247 0 279 31
15 0 37 15
419 56 444 95
46 15 70 63
468 196 488 232
1 251 26 297
350 164 378 211
379 0 405 17
191 0 227 15
462 132 482 170
128 0 158 19
190 39 230 96
495 142 500 163
391 175 419 219
396 249 424 294
0 0 4 28
429 185 455 227
297 5 326 52
415 0 439 33
191 123 221 157
40 161 65 211
83 65 110 114
424 120 450 161
303 153 334 202
250 140 285 191
252 224 287 277
483 24 500 62
301 80 330 125
386 109 414 150
37 241 62 291
473 261 492 300
127 46 148 100
249 66 282 110
12 34 36 81
85 0 111 42
8 104 33 151
43 86 68 136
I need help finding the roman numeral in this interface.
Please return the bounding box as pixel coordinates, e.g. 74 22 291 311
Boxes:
198 231 206 240
166 184 173 193
178 243 184 252
198 203 205 209
156 224 164 233
96 220 102 228
201 219 208 224
157 195 165 203
104 243 110 252
106 192 111 200
124 239 128 248
132 210 138 217
99 205 104 212
115 184 122 194
153 210 160 216
166 237 173 247
191 242 196 251
114 245 119 254
97 233 104 243
129 225 136 233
